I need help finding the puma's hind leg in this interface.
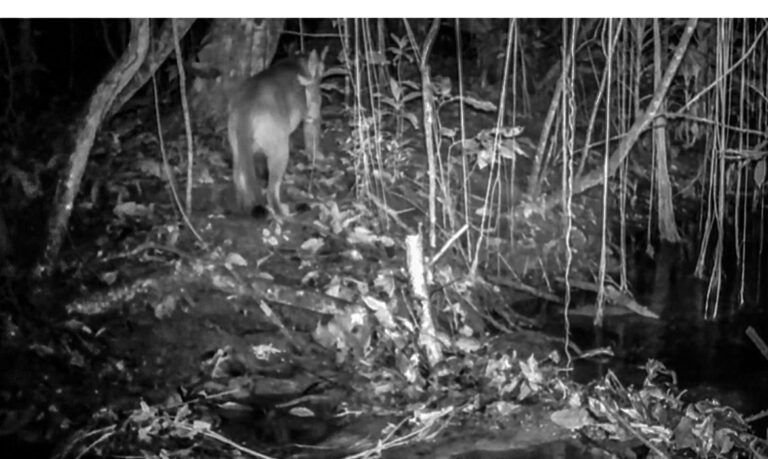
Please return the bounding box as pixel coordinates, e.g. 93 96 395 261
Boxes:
265 138 291 217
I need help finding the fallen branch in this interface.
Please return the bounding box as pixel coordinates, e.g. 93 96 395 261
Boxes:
746 326 768 363
65 254 353 328
487 275 560 303
560 278 658 319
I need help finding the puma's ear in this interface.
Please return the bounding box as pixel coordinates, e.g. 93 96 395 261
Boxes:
306 49 323 78
316 47 327 77
298 49 325 85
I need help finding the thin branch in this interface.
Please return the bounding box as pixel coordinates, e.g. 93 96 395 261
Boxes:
171 19 196 217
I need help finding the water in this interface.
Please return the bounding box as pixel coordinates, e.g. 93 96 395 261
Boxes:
551 243 768 427
475 244 768 458
452 440 610 459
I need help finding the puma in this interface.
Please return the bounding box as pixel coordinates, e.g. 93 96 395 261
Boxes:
227 49 325 217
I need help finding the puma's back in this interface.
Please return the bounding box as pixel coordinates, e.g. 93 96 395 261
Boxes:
231 59 310 134
228 50 324 216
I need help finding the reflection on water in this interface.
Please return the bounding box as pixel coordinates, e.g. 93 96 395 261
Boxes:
479 243 768 458
556 242 768 420
453 439 611 459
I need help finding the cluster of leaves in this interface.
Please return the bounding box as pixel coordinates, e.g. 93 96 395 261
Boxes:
552 360 766 458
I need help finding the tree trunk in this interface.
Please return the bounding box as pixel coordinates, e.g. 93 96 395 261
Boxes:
107 18 196 119
37 19 151 274
189 18 285 128
652 19 681 243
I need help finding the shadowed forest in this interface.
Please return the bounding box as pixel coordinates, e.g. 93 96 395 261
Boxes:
0 18 767 459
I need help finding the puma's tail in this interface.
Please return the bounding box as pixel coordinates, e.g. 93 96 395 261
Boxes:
229 110 262 214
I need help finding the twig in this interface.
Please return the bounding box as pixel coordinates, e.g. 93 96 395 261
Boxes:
429 224 468 267
74 427 116 459
197 428 275 459
663 112 767 138
341 411 454 459
597 396 670 459
745 408 768 424
746 326 768 363
102 241 193 262
488 274 561 303
366 190 415 233
52 425 116 459
280 30 340 39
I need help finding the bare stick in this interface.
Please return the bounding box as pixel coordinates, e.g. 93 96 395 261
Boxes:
406 230 443 367
746 326 768 363
430 224 468 267
171 19 196 216
422 19 441 252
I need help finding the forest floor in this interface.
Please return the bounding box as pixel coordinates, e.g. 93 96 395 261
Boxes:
0 100 764 459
